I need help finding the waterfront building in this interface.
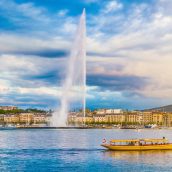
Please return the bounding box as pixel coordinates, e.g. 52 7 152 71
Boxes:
142 112 153 124
85 116 94 123
96 109 106 115
93 115 106 123
135 113 144 124
152 112 163 125
0 111 51 126
1 108 171 127
163 113 172 127
105 109 123 114
33 113 47 124
3 114 19 124
19 113 34 124
0 114 4 124
68 115 92 124
96 109 123 115
68 115 94 124
105 114 125 124
67 111 171 126
124 112 139 124
0 106 17 111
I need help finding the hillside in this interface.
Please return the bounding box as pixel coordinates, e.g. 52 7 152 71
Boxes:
145 104 172 112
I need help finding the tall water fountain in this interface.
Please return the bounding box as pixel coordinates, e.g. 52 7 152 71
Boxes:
52 9 86 127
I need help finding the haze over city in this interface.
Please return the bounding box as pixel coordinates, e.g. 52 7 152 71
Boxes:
0 0 172 110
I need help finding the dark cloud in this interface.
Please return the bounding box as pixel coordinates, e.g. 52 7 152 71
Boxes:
16 71 62 88
87 74 149 91
87 51 125 58
28 71 62 85
122 91 145 98
24 49 69 58
0 92 59 109
1 49 69 58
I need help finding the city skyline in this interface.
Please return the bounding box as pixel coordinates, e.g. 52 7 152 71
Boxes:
0 0 172 110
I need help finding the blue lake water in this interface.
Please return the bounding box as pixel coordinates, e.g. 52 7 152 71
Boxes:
0 129 172 172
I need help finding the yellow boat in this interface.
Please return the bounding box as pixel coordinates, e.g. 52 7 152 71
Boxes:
101 137 172 151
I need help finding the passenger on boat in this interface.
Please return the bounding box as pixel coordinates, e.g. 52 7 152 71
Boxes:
128 142 135 146
139 142 142 146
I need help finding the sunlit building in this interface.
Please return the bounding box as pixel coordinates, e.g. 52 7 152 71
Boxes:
19 113 34 124
0 106 17 111
93 115 106 123
142 112 153 124
105 114 125 124
4 114 19 124
96 109 123 115
125 112 139 124
152 112 163 125
33 113 47 124
163 113 172 127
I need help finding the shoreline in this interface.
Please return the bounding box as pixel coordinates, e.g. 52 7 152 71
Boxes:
1 126 172 130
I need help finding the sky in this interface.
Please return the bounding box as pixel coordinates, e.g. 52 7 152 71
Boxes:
0 0 172 110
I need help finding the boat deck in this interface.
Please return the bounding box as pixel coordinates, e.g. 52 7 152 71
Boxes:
101 138 172 150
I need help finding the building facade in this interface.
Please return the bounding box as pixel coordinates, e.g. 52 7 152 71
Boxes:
105 114 125 124
0 106 17 110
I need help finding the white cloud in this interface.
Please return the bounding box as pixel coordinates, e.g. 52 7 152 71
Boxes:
1 0 172 108
104 0 123 13
0 33 70 53
0 54 66 86
0 0 49 23
85 0 172 101
0 79 10 94
57 9 68 17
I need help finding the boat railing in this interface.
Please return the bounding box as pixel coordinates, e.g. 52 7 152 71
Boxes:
108 143 169 146
106 138 169 146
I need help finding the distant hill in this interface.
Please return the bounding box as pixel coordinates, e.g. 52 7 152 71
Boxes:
144 104 172 112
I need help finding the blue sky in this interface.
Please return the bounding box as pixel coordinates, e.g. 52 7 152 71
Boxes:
0 0 172 110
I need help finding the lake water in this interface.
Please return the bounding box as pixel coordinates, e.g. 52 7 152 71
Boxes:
0 129 172 172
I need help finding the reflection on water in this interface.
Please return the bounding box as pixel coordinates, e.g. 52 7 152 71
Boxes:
0 129 172 171
104 150 172 166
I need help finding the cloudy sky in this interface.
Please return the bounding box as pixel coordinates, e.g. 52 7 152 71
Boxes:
0 0 172 110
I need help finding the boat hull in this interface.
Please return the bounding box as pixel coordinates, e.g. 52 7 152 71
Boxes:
101 144 172 151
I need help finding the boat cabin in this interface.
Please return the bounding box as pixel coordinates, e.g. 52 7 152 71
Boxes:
109 138 168 146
